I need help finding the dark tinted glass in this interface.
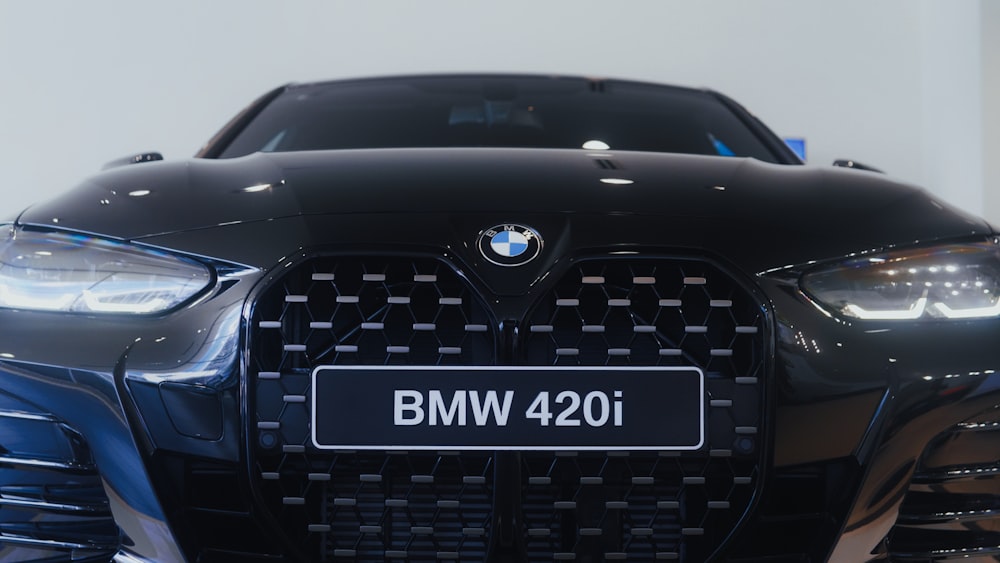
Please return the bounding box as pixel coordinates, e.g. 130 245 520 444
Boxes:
217 76 784 162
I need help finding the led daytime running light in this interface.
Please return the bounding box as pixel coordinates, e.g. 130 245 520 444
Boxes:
0 229 212 315
801 241 1000 321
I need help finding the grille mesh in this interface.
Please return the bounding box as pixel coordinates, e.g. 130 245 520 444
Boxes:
317 451 493 559
519 258 764 560
250 256 497 559
248 254 766 561
521 259 763 372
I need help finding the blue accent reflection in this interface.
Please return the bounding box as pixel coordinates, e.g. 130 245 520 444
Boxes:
708 134 736 157
784 137 806 161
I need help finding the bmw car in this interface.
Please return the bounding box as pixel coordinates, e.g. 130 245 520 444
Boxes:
1 74 998 562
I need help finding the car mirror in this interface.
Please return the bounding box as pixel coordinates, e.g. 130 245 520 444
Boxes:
102 152 164 170
832 159 884 174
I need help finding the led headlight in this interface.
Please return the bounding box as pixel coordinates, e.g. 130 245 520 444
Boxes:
801 239 1000 320
0 227 212 314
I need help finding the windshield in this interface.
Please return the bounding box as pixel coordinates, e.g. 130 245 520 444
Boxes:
215 75 791 163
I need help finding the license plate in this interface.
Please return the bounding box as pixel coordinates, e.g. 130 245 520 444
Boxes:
311 366 704 451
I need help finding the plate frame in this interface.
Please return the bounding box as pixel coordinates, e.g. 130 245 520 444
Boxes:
310 365 705 451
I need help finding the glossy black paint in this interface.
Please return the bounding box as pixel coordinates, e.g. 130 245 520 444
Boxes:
1 75 998 562
18 148 989 271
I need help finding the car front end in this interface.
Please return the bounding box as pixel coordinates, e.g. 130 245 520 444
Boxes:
1 75 997 562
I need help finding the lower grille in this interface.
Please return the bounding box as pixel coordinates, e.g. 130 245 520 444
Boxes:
317 452 493 559
0 392 119 562
520 452 757 560
889 405 1000 561
247 254 768 560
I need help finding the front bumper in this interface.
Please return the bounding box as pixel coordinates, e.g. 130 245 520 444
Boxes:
0 253 998 562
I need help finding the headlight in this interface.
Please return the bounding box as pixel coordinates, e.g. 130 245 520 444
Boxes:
0 227 212 314
801 239 1000 320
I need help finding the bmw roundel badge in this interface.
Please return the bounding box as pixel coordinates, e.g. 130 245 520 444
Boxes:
477 224 543 266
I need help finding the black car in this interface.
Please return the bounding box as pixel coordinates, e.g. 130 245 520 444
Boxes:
1 75 998 563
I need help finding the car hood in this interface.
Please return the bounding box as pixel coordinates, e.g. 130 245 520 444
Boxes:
16 148 990 273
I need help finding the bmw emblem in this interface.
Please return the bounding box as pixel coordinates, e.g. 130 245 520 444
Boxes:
477 224 543 267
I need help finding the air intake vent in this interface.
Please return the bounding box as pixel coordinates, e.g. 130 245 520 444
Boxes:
589 80 607 93
593 159 620 170
0 394 119 561
889 406 1000 561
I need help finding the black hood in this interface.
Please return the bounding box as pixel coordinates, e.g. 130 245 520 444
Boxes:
17 148 989 275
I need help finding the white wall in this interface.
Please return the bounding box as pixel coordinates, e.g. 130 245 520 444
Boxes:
984 0 1000 227
0 0 994 224
919 1 982 219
